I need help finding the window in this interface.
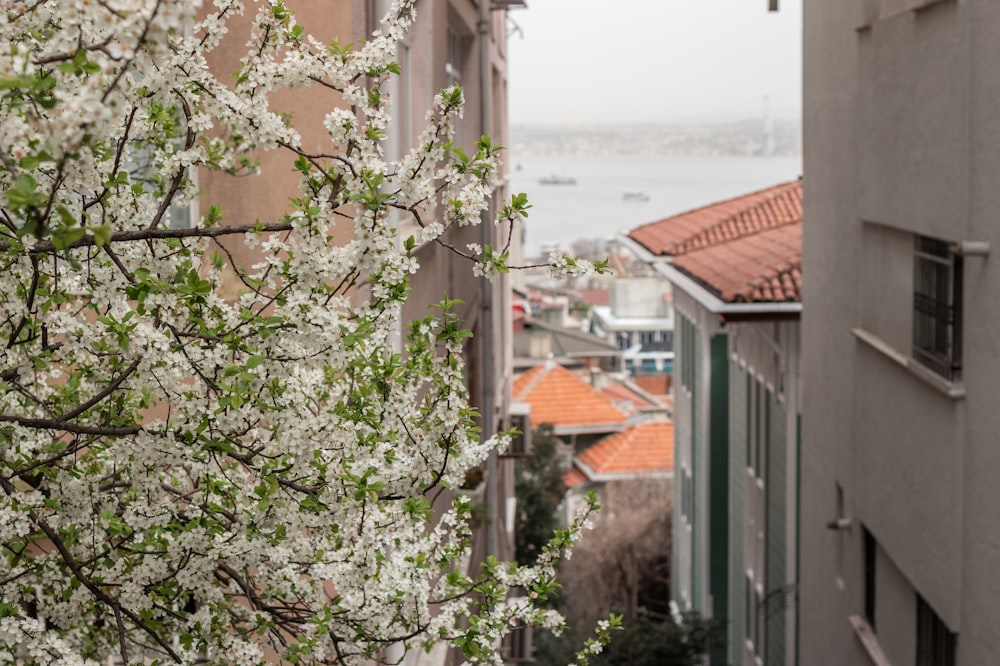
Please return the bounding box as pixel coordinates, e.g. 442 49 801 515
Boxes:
745 573 763 661
501 622 533 662
680 467 693 525
446 28 463 85
747 378 766 481
863 526 876 631
679 317 697 390
446 27 464 138
913 235 962 380
744 574 753 642
917 595 956 666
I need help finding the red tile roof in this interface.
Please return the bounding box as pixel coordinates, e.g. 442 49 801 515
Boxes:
672 223 802 302
563 467 589 489
513 362 630 430
630 181 802 256
577 419 674 476
628 180 803 303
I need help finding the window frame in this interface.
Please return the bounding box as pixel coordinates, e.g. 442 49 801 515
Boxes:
912 235 962 381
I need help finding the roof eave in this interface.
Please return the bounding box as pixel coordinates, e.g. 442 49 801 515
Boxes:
655 261 802 318
618 233 661 263
575 459 674 482
551 423 629 436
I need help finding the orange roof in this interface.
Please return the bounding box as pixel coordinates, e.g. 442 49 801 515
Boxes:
629 180 802 256
577 419 674 476
673 223 802 302
563 467 589 489
628 180 802 303
513 362 630 430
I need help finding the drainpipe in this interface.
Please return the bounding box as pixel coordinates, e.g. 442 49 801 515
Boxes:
478 0 497 563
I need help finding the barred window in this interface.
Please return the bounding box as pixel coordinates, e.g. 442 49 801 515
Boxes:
917 595 956 666
913 235 962 380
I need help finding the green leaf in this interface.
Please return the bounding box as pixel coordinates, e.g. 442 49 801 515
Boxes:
92 225 113 247
18 152 50 170
13 173 37 197
51 227 86 251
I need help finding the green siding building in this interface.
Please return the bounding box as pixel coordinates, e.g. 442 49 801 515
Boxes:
624 179 803 666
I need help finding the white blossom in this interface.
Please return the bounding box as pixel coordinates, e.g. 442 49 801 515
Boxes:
0 1 603 663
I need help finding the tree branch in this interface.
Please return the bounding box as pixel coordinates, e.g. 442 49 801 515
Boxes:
14 220 294 254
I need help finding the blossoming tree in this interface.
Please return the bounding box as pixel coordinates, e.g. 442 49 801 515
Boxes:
0 0 609 664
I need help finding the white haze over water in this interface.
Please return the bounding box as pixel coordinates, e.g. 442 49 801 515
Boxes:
508 1 803 125
509 154 803 258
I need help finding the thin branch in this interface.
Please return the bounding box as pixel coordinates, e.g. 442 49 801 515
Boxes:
56 357 141 422
0 415 140 436
13 220 294 254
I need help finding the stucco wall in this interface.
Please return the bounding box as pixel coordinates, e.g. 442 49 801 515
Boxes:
802 1 1000 664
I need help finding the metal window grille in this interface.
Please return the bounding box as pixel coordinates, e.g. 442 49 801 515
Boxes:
913 236 962 380
916 595 956 666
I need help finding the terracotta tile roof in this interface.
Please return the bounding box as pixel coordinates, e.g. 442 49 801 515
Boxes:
672 222 802 302
577 419 674 476
629 180 802 257
563 467 589 489
628 180 802 303
513 362 630 430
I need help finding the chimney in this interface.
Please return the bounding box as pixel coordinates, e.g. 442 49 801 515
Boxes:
589 367 608 391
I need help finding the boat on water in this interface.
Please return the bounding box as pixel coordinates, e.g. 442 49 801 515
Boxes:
622 191 650 202
538 175 577 185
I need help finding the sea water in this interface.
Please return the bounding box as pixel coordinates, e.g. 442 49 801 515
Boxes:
507 153 802 258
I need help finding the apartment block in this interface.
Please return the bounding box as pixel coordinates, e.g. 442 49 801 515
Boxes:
801 1 1000 664
625 180 803 665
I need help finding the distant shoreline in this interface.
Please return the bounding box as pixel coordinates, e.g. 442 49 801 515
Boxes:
510 119 801 159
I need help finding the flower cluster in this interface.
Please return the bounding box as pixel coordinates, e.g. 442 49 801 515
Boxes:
0 1 599 664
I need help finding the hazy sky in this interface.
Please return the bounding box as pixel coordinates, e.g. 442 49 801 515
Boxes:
507 0 802 125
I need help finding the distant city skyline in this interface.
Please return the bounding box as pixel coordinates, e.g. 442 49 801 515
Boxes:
507 0 802 125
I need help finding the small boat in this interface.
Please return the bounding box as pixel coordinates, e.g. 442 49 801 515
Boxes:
623 191 650 202
538 175 577 185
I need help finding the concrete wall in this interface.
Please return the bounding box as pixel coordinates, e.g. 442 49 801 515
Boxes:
802 1 1000 664
610 277 671 319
